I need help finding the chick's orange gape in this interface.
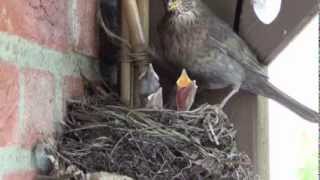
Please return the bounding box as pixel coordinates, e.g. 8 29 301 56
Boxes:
176 69 198 111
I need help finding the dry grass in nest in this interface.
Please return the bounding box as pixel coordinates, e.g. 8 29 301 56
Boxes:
44 83 255 180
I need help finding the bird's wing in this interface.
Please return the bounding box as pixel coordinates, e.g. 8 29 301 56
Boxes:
207 14 268 79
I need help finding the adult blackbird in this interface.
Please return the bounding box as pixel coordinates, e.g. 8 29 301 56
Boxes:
158 0 319 122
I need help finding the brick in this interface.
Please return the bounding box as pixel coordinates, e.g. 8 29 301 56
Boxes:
63 76 84 113
63 76 84 99
0 0 70 51
0 62 19 147
3 170 36 180
74 0 98 57
22 69 55 148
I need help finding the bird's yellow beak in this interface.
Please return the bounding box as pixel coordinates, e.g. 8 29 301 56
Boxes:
176 69 192 89
168 0 180 11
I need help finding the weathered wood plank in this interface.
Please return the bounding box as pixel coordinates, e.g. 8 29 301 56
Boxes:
239 0 318 64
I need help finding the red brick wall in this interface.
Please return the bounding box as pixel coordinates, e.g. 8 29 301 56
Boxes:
0 0 99 178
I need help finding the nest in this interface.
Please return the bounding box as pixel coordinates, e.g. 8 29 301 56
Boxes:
45 83 255 180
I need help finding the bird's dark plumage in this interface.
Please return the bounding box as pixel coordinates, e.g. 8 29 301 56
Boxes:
32 142 54 175
99 0 121 88
158 0 319 122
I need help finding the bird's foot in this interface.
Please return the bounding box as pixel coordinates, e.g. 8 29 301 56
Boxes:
218 102 226 110
212 104 224 114
219 84 241 109
209 104 228 120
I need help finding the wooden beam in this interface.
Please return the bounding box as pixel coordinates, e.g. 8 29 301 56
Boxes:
239 0 318 64
203 0 238 26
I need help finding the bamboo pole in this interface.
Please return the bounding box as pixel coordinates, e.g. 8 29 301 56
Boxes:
135 0 150 107
120 2 133 107
122 0 145 47
137 0 149 43
122 0 150 107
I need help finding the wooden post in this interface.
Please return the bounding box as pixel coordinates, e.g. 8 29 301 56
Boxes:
255 96 269 180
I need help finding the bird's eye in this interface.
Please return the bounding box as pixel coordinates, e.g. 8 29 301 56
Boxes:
168 0 180 11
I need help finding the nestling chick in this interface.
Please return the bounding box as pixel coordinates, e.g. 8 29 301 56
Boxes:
32 142 54 175
146 87 163 110
139 64 162 108
176 69 198 111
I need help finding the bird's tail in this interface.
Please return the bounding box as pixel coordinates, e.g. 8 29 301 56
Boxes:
249 80 319 123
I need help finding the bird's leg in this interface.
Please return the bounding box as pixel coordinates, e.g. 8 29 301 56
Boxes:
219 84 240 109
